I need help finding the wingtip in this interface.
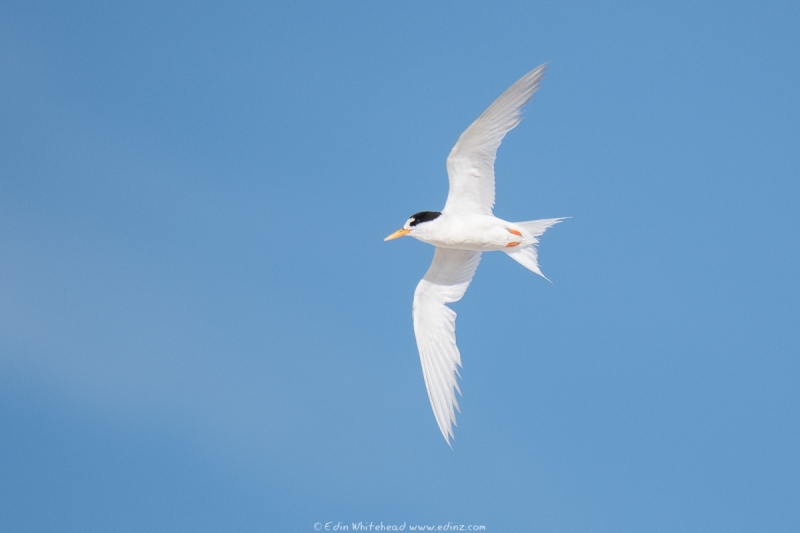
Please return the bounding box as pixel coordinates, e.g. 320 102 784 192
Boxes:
528 62 549 81
439 420 457 447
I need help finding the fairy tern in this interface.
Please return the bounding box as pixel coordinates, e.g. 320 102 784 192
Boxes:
385 64 565 445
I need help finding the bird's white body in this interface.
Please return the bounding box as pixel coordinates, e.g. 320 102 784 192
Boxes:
385 64 565 445
409 213 527 251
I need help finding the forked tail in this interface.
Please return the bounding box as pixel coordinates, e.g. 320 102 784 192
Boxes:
505 217 566 280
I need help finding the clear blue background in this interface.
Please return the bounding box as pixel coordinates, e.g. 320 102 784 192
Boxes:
2 1 798 531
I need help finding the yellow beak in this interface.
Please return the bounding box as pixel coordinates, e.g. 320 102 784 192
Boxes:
384 228 410 241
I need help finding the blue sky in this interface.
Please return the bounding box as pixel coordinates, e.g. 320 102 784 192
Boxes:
1 1 799 531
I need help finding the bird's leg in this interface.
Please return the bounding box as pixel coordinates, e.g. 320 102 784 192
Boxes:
508 229 522 236
506 228 522 247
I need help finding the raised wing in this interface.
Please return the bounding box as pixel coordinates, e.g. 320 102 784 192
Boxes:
412 247 482 444
444 64 547 215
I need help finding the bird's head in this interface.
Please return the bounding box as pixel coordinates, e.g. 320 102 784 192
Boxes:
384 211 442 241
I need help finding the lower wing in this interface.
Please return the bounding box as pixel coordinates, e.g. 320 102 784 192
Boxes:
412 247 482 444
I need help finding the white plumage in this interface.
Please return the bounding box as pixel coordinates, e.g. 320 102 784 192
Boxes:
385 64 565 444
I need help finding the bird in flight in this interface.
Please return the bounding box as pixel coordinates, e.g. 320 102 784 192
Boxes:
384 64 565 445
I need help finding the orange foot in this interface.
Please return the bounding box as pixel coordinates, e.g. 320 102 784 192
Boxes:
506 242 520 247
508 229 522 236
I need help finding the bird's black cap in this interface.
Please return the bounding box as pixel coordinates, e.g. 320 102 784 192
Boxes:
409 211 442 226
